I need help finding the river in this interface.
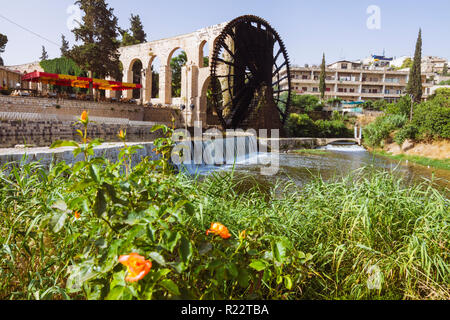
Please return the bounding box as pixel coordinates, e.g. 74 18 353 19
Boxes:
198 143 450 196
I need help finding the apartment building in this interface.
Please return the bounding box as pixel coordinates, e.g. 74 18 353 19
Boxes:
281 60 436 102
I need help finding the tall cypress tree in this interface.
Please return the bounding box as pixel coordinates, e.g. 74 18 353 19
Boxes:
443 63 448 76
60 35 70 58
406 29 423 103
40 46 49 61
319 53 326 101
69 0 121 80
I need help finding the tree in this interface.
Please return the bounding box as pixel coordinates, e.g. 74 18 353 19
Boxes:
40 46 49 61
406 29 423 104
121 14 147 46
170 51 187 97
130 14 146 43
60 35 70 57
0 33 7 66
319 53 326 101
69 0 121 83
397 57 413 70
443 63 448 76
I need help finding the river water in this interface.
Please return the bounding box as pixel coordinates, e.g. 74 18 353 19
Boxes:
198 143 450 196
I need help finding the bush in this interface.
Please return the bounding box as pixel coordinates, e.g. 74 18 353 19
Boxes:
363 114 407 147
286 113 316 137
413 95 450 139
385 95 412 117
394 123 419 145
286 113 352 138
314 119 353 138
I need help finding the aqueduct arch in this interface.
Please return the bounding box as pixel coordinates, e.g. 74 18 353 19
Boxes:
117 22 227 128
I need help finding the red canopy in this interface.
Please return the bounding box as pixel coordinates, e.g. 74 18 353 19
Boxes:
22 71 142 91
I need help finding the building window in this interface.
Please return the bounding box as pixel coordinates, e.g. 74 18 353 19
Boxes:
349 88 355 93
326 88 331 92
302 75 308 80
302 87 307 92
312 87 318 92
385 89 390 94
342 64 348 69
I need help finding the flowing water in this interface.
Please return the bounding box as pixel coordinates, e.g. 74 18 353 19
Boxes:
187 140 449 196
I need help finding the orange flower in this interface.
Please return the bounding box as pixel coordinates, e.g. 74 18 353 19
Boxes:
118 129 126 140
239 230 247 240
74 211 81 219
80 111 89 123
206 222 231 239
119 253 152 283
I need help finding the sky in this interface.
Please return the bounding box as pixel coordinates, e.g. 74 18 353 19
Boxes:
1 0 449 66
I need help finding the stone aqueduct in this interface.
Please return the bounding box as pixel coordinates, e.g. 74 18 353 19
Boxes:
113 22 228 128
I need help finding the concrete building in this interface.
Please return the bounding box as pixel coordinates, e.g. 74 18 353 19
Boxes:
422 56 448 74
0 66 21 90
281 60 436 103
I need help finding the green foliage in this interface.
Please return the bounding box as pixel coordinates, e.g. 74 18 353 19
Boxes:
291 94 319 110
363 114 408 147
129 14 147 44
170 51 187 97
327 97 342 107
286 113 352 138
1 156 448 299
319 54 326 100
385 95 412 117
40 46 49 61
121 14 146 47
70 0 121 79
393 57 412 70
60 35 70 58
363 99 388 111
412 93 450 139
406 29 423 102
394 123 418 145
286 113 316 137
0 33 7 65
40 57 84 77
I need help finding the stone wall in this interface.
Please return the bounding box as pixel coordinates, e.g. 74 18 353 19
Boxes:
0 95 183 127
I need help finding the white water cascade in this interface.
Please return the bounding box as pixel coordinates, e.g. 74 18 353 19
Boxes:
174 135 259 175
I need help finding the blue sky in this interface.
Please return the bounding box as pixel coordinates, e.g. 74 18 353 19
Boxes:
1 0 449 66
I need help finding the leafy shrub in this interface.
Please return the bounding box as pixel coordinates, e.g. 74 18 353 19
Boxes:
363 114 407 147
413 95 450 139
394 123 419 145
314 119 352 138
286 113 317 137
286 113 352 138
385 95 412 117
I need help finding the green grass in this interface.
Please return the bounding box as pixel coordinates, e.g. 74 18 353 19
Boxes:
1 158 448 300
290 149 331 156
374 150 450 171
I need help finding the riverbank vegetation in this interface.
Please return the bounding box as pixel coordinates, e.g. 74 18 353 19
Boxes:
0 115 448 300
363 88 449 153
373 150 450 171
283 93 355 138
